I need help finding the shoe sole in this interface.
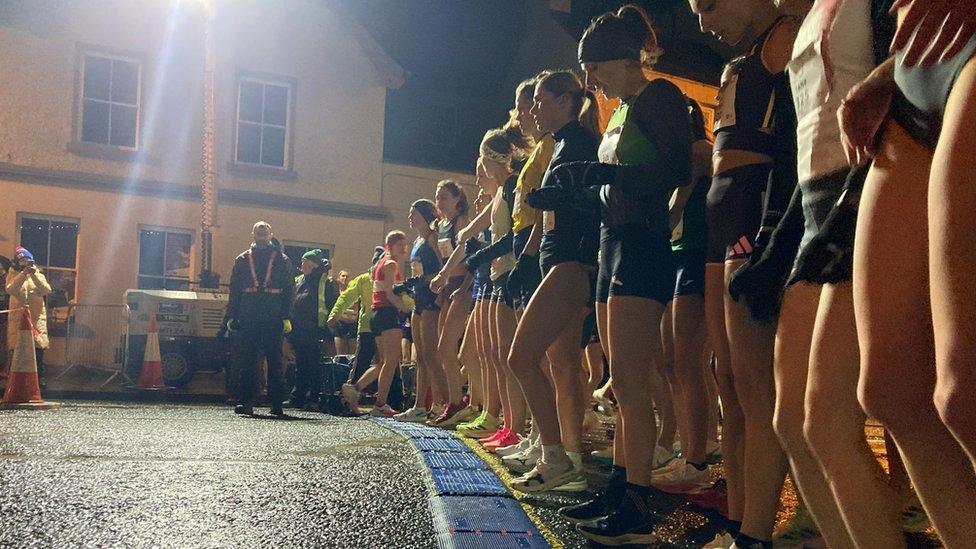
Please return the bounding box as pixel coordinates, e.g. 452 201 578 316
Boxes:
558 511 609 524
551 478 587 492
512 470 583 494
502 458 538 474
577 529 657 546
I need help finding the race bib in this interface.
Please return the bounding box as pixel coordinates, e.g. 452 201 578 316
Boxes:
788 8 830 120
713 71 739 133
411 259 424 278
437 238 454 258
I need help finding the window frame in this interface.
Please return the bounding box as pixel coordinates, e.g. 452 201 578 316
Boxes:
136 225 194 291
14 213 81 304
233 74 296 170
76 50 143 152
282 241 335 276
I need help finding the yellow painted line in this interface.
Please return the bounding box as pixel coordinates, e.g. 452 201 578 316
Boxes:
457 435 565 549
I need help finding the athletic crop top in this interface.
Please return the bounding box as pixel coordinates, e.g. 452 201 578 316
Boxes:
436 216 460 261
410 235 440 279
597 79 694 228
713 20 783 156
512 134 555 233
489 174 518 281
371 255 402 310
789 0 874 183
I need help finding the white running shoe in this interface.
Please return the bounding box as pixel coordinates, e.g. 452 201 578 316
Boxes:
703 533 735 549
495 435 531 457
341 383 360 411
369 404 398 417
650 459 710 490
394 407 429 423
511 459 584 493
651 455 685 475
653 445 674 469
502 439 541 474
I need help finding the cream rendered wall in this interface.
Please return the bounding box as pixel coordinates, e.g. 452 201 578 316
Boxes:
0 0 398 299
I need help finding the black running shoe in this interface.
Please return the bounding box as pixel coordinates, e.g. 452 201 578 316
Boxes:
234 404 253 415
576 492 662 546
270 403 285 417
559 487 623 523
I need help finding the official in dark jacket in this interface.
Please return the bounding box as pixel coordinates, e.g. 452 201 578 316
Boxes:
223 221 295 416
289 249 339 410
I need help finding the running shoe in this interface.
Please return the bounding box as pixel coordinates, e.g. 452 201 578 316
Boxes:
511 459 585 493
502 438 541 474
429 402 471 428
495 434 532 457
650 459 710 492
702 532 735 548
591 446 613 464
394 407 429 423
456 409 487 431
448 405 481 427
576 490 663 546
559 484 624 524
483 430 521 453
369 404 398 418
478 428 509 444
340 383 360 411
457 412 501 438
653 445 674 469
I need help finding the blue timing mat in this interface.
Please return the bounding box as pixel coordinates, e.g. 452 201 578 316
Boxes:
430 468 509 496
429 496 538 534
437 531 549 549
413 437 471 453
422 451 489 470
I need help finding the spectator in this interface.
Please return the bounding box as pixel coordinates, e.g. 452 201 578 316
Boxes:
289 249 338 411
3 247 51 389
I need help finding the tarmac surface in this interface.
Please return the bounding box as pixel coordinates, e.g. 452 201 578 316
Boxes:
0 402 436 548
0 401 943 548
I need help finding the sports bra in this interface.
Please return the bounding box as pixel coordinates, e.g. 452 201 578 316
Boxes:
410 235 440 279
713 19 784 156
436 216 460 261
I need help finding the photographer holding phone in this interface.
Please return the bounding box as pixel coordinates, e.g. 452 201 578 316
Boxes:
3 246 52 389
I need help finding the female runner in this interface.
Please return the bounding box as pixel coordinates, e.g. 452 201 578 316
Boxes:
369 231 411 417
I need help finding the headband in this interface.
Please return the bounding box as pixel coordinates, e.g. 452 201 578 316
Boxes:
480 144 511 165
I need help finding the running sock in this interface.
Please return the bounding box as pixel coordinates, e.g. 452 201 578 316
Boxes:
728 520 742 537
541 444 569 466
689 461 707 471
733 533 772 549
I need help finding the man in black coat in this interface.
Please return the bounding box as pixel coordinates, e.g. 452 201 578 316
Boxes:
289 249 339 410
222 222 295 416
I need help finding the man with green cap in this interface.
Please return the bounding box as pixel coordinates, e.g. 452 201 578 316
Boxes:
290 248 340 410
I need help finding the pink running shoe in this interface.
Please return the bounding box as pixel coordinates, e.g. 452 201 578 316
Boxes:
479 428 509 444
483 430 521 453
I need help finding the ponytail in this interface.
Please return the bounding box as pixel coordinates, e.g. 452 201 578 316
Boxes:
579 3 662 69
538 70 601 138
578 89 601 137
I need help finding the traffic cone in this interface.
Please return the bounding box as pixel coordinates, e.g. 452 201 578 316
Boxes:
0 308 60 409
136 316 169 390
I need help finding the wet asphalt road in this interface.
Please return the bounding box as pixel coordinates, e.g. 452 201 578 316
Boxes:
0 402 436 548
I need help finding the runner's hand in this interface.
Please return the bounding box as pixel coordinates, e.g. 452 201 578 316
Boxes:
891 0 976 66
837 76 892 165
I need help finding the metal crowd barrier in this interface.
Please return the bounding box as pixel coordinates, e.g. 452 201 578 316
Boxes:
58 303 131 387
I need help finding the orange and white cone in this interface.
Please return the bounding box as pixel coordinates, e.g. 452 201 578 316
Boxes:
0 307 60 409
136 316 169 390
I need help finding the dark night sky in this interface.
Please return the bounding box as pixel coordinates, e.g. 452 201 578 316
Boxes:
343 0 735 172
